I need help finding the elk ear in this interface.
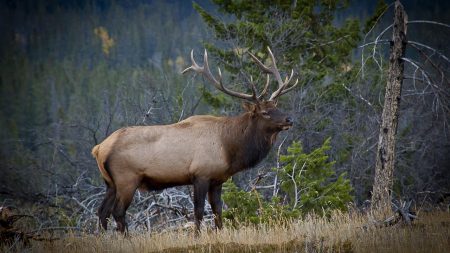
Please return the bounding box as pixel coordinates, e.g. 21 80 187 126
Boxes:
242 101 257 112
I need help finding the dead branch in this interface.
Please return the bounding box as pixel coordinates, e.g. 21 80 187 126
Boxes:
360 2 395 77
0 207 73 246
407 20 450 29
364 200 417 229
408 41 450 64
358 39 390 48
273 136 288 197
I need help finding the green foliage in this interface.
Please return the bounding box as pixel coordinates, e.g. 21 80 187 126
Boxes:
199 86 231 109
364 0 389 33
279 138 353 215
222 179 297 225
194 0 361 95
315 118 332 132
222 180 261 224
222 139 353 224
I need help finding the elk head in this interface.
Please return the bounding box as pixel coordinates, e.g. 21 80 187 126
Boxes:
182 47 298 131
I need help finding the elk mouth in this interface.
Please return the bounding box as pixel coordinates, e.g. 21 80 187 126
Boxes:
279 122 293 131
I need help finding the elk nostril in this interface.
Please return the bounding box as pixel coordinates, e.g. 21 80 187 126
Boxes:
286 117 293 123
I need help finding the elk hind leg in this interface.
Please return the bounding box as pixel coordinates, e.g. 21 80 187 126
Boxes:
98 186 116 231
112 181 138 234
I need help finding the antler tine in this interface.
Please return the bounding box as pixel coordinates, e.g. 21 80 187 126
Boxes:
266 47 285 90
182 49 256 102
248 52 271 73
248 47 298 101
202 49 222 88
258 74 270 100
267 69 296 100
265 47 296 101
249 76 259 101
278 78 299 97
285 69 294 84
268 77 298 100
181 50 200 74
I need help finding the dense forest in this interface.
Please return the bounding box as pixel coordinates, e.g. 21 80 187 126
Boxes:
0 0 449 250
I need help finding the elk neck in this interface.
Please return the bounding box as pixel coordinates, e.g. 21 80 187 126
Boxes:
221 112 278 175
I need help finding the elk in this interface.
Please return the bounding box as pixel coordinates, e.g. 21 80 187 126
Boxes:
91 47 298 233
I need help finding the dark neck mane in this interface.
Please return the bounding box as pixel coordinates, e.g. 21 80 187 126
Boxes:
221 113 277 175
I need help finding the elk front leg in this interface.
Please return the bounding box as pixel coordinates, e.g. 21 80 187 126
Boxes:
208 183 223 230
193 179 209 234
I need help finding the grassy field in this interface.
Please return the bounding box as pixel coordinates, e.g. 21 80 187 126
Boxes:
4 211 449 253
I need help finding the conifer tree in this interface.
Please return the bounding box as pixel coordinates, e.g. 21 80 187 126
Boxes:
193 0 360 94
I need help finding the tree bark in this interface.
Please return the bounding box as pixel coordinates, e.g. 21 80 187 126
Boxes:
371 0 408 212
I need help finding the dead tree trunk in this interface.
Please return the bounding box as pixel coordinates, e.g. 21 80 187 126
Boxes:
371 0 408 212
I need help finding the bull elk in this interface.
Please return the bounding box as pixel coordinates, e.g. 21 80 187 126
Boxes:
92 47 298 233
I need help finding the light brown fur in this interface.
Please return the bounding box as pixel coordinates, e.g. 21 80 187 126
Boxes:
93 115 231 188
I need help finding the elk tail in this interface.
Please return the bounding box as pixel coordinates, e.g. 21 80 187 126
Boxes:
91 144 114 188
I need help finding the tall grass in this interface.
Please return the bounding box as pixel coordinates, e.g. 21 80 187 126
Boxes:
4 211 449 253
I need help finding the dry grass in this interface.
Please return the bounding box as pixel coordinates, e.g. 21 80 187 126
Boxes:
4 211 449 253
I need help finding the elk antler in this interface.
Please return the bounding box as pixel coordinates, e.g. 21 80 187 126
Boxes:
247 74 271 101
248 47 298 101
182 49 267 102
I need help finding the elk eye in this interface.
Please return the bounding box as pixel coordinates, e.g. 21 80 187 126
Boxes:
261 111 270 117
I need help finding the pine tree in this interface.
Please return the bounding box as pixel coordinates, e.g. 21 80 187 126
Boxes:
279 138 353 215
193 0 361 95
222 138 353 224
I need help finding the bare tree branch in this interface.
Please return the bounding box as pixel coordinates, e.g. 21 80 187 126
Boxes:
407 20 450 29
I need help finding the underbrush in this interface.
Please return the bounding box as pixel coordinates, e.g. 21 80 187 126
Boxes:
3 211 449 253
